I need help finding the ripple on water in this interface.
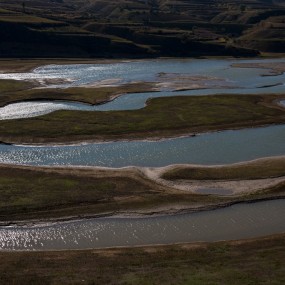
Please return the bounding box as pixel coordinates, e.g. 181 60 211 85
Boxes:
0 124 284 167
0 199 284 251
0 102 80 120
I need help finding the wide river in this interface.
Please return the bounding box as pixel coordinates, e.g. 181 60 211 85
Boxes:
0 58 285 251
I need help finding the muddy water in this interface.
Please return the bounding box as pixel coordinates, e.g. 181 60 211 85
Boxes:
0 199 284 251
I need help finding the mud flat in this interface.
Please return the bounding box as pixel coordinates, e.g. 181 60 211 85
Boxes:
232 61 285 76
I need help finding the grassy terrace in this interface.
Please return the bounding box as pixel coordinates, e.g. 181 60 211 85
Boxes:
0 165 222 222
0 163 284 222
0 79 153 107
163 157 285 181
0 234 284 285
0 93 284 143
0 79 34 93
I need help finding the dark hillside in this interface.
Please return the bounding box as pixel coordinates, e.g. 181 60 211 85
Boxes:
0 0 283 58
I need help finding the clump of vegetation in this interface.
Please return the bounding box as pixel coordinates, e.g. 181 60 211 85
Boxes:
0 234 284 285
0 94 284 143
0 163 284 222
163 157 285 180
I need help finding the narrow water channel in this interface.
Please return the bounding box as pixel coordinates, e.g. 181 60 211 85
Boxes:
0 124 284 167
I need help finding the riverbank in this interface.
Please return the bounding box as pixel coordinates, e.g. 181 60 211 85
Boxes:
0 94 284 144
232 62 285 76
0 234 284 285
0 59 145 74
0 80 155 108
0 157 284 224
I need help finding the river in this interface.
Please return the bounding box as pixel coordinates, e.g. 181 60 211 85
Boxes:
0 58 285 251
0 199 284 251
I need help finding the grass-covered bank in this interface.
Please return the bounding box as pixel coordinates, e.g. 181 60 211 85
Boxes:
0 94 284 144
0 164 218 222
0 234 284 285
0 163 284 223
163 156 285 180
0 79 154 108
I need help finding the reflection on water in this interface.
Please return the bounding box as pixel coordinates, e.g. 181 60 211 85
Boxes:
0 58 285 120
0 59 285 251
0 199 284 251
0 125 284 167
1 58 285 89
1 85 285 120
0 101 80 120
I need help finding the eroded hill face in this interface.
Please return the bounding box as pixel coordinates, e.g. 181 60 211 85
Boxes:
0 0 284 57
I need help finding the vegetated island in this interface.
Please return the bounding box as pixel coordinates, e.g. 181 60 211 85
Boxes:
0 72 235 109
0 156 284 224
0 93 284 144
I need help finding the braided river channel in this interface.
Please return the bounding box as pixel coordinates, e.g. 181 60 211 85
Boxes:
0 58 285 250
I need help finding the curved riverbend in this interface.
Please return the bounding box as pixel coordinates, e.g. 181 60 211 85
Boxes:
1 58 285 88
0 199 284 251
1 124 285 167
1 86 285 120
0 59 285 251
0 58 285 120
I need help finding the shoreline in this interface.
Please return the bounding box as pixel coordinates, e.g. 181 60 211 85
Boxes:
1 233 284 253
0 233 284 284
1 55 284 74
0 120 284 146
0 155 284 226
0 93 284 145
1 196 284 228
0 56 268 73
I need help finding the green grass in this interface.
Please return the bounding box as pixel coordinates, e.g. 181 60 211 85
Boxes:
0 165 227 221
0 82 153 108
0 94 284 143
0 164 284 222
0 234 284 285
0 79 34 93
163 157 285 180
0 166 175 221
